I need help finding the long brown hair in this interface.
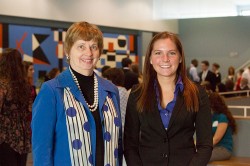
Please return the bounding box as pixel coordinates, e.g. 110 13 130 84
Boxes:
209 92 237 134
136 32 199 112
0 48 30 106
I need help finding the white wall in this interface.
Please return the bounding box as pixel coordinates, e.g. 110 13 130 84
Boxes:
0 0 178 33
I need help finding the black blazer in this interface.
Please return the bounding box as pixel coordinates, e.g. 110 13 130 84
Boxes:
124 85 212 166
199 70 217 91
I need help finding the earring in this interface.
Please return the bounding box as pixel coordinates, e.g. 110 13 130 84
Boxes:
66 56 70 60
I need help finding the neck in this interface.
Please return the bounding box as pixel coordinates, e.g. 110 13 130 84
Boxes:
157 75 176 92
70 65 93 76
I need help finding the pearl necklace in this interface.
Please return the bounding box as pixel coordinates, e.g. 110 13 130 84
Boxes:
69 67 98 112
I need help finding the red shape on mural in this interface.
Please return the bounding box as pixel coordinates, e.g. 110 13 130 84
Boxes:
108 42 114 52
33 57 49 65
129 35 134 51
16 32 27 55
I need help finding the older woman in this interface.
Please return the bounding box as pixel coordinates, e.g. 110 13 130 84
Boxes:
124 32 213 166
0 48 32 166
32 22 122 166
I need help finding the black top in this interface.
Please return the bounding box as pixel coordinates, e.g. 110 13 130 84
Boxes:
72 68 104 166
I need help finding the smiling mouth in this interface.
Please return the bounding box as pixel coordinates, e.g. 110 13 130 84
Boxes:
82 59 93 63
160 64 171 68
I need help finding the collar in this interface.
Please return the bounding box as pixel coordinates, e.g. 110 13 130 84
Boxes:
154 76 184 98
154 76 184 110
55 67 118 94
175 76 184 93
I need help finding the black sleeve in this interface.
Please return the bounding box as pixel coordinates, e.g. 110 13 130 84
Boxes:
124 88 142 166
189 86 213 166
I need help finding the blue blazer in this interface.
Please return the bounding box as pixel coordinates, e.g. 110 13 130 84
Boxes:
32 69 122 166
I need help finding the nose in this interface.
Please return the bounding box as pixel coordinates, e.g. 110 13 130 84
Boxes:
162 53 170 62
84 46 93 56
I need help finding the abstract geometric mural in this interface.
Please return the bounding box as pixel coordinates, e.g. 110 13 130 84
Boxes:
0 22 139 87
32 34 50 64
98 34 138 68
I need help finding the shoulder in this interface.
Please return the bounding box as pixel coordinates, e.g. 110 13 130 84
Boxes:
218 113 228 123
213 113 228 123
129 84 141 99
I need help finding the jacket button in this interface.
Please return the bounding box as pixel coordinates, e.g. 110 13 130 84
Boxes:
162 153 168 158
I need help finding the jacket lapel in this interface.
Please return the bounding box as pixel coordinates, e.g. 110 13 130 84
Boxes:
56 68 93 109
145 98 168 137
167 92 185 131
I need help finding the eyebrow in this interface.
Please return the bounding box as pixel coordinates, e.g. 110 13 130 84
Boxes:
152 49 177 52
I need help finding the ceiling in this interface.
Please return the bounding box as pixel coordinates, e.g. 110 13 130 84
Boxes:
153 0 250 19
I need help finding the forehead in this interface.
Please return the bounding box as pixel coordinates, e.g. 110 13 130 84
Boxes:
153 38 177 50
74 39 97 45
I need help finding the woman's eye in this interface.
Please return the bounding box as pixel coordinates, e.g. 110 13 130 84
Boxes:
154 51 161 55
91 45 98 51
168 51 176 56
78 45 85 50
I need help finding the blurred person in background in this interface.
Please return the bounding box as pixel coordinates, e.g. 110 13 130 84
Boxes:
121 57 139 90
212 63 221 85
199 60 217 92
242 66 250 89
131 63 143 83
240 78 249 91
209 92 236 162
101 65 110 78
189 59 200 83
234 69 244 91
227 66 235 82
0 48 32 166
23 61 37 101
44 67 60 81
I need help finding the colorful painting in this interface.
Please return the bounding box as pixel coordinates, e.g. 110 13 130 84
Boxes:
0 23 139 87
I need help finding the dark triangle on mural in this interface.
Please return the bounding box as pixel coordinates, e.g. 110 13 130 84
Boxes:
34 34 49 44
33 46 50 65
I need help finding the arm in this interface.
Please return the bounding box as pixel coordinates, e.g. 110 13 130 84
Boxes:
32 83 57 166
213 123 228 145
189 87 213 166
124 89 142 166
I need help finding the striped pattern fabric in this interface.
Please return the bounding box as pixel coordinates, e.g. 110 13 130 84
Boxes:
64 87 120 166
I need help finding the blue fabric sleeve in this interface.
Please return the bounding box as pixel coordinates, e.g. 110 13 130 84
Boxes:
31 83 57 166
218 114 229 123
